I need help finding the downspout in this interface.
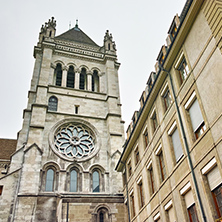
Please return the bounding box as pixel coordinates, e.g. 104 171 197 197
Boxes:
66 202 69 222
121 161 131 222
159 65 207 222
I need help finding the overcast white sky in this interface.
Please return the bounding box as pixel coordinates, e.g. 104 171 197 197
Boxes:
0 0 186 139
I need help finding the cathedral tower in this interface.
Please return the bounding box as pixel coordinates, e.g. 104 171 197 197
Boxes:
0 17 126 222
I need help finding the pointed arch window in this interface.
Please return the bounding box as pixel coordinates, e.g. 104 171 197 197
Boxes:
93 170 100 192
48 96 58 111
79 68 87 90
70 169 78 192
92 70 99 92
67 66 75 88
55 63 62 86
45 169 54 191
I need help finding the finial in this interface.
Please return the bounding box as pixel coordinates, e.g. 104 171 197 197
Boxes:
75 19 78 28
69 21 71 30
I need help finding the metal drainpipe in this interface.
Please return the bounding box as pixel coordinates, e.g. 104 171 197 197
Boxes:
66 202 69 222
160 66 207 222
121 161 131 222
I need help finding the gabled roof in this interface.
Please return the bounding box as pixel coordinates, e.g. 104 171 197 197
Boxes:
55 25 99 47
0 138 17 160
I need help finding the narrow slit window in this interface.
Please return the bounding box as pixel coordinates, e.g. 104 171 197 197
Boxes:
67 66 75 88
92 170 100 192
70 169 78 192
45 169 54 191
55 64 62 86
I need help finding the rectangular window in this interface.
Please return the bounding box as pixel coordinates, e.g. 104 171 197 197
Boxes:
128 161 132 177
75 105 79 114
149 166 155 194
171 128 183 162
138 180 144 208
205 165 222 218
159 151 167 182
144 129 149 148
188 99 206 139
134 147 140 166
130 192 136 217
151 112 158 133
188 204 199 222
0 186 3 196
163 89 172 111
212 184 222 218
178 57 189 84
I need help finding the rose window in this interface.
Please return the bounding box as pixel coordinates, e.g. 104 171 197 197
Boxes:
54 124 95 159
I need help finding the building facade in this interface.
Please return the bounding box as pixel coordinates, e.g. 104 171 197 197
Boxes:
0 18 126 221
116 0 222 222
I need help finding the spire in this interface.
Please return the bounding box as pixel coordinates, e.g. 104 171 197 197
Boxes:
103 30 117 53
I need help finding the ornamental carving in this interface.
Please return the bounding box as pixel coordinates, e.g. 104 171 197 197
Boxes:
50 119 99 162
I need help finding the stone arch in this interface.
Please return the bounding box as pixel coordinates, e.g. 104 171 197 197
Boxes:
92 204 112 222
66 164 83 192
89 164 106 192
41 161 61 192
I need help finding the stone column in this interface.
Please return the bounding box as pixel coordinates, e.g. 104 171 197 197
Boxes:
75 69 80 89
62 66 68 87
87 71 92 91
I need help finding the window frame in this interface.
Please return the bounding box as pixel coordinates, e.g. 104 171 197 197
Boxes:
48 96 58 111
130 190 136 218
168 121 184 163
158 151 167 182
45 168 55 192
143 128 149 149
92 170 100 192
185 92 206 140
55 63 63 86
66 65 75 88
137 178 144 209
147 162 155 195
134 146 140 166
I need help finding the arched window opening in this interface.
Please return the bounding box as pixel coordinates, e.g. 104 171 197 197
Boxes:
67 66 75 88
95 207 110 222
99 212 104 222
92 70 99 92
48 96 58 111
79 68 87 90
70 169 78 192
55 63 62 86
45 169 54 191
49 30 52 37
93 170 100 192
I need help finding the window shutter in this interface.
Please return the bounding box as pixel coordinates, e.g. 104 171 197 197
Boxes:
184 189 195 208
189 99 204 132
207 166 222 191
172 129 183 161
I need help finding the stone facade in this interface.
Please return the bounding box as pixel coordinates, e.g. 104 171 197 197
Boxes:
116 0 222 222
0 19 126 221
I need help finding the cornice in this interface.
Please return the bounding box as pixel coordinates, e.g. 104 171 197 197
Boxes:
55 39 100 52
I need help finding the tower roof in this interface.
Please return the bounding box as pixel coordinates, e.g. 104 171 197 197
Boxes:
55 24 99 47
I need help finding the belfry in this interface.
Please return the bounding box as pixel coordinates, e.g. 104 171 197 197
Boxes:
0 17 126 222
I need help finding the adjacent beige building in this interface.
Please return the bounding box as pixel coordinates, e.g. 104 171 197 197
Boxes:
0 18 126 221
116 0 222 222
